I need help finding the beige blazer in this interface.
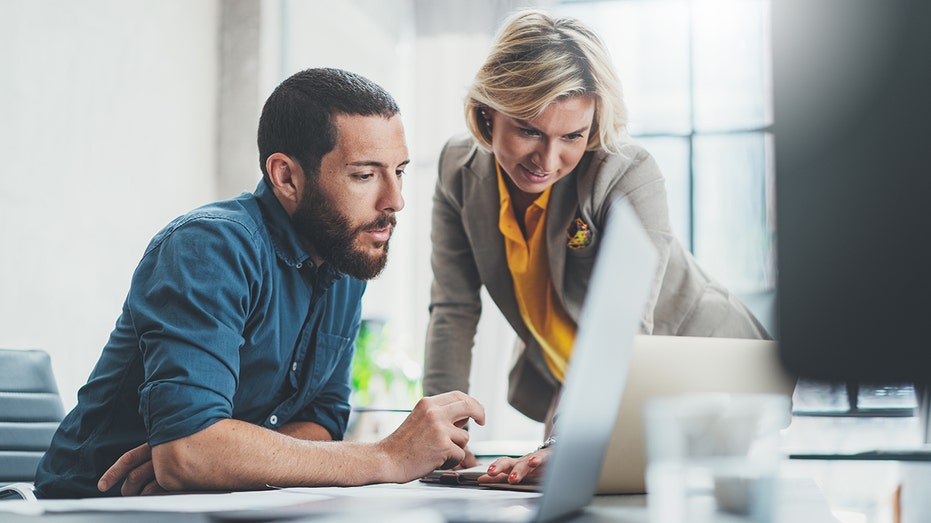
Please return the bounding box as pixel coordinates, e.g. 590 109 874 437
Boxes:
423 134 768 421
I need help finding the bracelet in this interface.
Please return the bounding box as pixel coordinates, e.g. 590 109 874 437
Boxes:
538 436 557 450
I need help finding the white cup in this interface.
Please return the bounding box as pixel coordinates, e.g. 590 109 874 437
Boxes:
645 393 791 523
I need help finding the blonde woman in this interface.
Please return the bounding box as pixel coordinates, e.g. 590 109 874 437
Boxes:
423 9 768 485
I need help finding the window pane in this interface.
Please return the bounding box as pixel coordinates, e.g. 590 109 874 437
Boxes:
693 132 774 293
637 136 691 248
559 0 691 134
692 0 771 131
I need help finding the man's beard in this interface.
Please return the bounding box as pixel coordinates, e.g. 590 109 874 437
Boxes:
291 182 395 280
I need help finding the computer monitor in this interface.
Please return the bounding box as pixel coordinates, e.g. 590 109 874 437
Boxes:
773 0 931 384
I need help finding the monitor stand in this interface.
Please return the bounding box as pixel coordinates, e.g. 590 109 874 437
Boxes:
793 380 916 418
846 382 918 418
916 384 931 446
790 381 931 460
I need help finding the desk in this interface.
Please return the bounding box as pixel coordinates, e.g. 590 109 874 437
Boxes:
0 484 619 523
3 414 918 523
0 475 840 523
4 409 916 523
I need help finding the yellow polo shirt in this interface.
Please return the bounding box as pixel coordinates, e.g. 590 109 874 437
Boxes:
496 161 577 382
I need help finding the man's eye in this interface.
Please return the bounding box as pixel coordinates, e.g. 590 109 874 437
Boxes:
395 169 406 177
354 173 374 181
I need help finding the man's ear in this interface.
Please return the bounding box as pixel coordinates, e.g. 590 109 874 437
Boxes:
266 153 303 210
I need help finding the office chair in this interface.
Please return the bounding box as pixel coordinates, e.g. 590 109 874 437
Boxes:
0 348 65 491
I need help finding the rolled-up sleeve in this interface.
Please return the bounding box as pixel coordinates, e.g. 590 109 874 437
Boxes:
129 216 260 446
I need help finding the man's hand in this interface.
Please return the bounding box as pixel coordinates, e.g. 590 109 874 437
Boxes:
453 447 479 470
98 443 165 496
376 391 485 483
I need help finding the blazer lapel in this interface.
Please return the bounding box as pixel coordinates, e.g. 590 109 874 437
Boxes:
460 151 529 339
545 163 582 295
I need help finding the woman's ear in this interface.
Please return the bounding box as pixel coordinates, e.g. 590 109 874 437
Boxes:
266 153 303 210
481 107 494 131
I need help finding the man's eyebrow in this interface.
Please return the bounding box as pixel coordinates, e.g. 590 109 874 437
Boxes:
512 118 590 136
346 159 411 168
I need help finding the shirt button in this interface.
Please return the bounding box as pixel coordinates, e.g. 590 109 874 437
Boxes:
295 262 303 269
291 362 298 372
269 414 278 425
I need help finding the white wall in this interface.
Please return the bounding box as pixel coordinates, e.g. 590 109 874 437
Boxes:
0 0 220 408
0 0 545 442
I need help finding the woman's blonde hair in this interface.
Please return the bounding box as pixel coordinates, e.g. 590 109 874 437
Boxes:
465 9 627 153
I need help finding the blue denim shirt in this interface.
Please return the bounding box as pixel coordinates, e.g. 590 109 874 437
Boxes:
35 180 365 499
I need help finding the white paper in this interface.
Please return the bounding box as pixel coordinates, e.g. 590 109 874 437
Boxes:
0 488 330 515
0 481 539 516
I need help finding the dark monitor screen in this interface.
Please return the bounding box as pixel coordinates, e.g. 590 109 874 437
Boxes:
773 0 931 382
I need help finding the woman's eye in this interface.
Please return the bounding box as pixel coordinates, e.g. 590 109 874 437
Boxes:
519 128 541 137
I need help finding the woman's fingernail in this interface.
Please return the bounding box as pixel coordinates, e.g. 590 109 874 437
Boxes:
529 456 537 464
509 472 518 480
488 465 496 473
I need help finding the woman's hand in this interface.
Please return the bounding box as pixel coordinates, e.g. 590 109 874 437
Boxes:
477 447 552 485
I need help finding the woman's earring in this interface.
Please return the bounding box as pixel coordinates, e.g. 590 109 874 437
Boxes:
480 109 492 131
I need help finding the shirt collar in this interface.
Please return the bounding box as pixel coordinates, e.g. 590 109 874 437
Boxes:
254 179 342 284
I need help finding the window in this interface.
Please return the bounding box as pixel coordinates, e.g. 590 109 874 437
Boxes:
557 0 776 295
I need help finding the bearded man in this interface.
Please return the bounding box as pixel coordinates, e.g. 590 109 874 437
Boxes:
34 68 484 499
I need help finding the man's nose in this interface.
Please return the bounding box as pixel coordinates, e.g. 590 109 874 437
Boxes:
379 174 404 213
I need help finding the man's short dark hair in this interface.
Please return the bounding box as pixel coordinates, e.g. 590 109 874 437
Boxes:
257 67 400 180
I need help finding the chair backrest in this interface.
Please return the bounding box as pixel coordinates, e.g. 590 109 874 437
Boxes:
0 349 65 485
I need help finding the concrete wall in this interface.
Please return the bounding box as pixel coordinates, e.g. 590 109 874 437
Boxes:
0 0 220 409
0 0 544 442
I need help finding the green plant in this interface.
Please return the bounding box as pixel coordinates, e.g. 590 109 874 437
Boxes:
350 319 421 408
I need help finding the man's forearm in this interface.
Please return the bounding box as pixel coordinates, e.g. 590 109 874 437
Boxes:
148 391 483 493
151 418 387 491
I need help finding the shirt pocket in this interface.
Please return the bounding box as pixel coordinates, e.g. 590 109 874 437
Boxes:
308 331 353 391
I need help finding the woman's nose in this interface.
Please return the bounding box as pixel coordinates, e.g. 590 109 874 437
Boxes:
531 142 560 173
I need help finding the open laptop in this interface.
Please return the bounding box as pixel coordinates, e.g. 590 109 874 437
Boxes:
416 199 660 523
596 334 796 494
429 335 796 498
